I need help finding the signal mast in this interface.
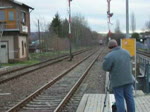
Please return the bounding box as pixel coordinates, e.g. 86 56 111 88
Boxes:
68 0 73 61
107 0 113 40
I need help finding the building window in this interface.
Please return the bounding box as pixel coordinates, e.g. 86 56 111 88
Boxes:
24 43 26 48
0 11 5 21
22 41 24 55
21 12 26 24
1 45 6 48
8 11 15 21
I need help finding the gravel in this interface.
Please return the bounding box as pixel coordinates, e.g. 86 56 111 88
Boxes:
61 48 109 112
0 49 96 111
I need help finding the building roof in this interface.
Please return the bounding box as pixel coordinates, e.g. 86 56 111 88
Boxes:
9 0 34 10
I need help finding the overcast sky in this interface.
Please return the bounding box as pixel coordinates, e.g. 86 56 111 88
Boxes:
18 0 150 33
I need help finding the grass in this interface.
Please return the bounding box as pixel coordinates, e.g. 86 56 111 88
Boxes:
30 50 69 61
0 46 91 68
1 60 40 67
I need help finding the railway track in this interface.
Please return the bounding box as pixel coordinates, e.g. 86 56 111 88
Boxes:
6 48 104 112
0 48 91 85
137 50 150 57
61 49 107 112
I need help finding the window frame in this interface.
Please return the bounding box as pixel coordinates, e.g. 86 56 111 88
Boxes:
21 11 26 24
22 41 24 55
0 10 5 21
8 11 15 21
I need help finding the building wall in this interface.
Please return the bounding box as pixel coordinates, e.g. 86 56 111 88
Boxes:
0 36 14 59
1 35 28 60
0 0 30 34
0 0 32 62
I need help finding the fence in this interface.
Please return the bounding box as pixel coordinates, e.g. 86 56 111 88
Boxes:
145 64 150 93
137 55 150 93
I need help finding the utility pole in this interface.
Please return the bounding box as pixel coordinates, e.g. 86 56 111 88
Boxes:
125 0 137 96
38 19 41 53
68 0 73 61
0 23 4 67
126 0 129 38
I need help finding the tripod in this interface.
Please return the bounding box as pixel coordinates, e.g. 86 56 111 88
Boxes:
102 75 110 112
102 73 118 112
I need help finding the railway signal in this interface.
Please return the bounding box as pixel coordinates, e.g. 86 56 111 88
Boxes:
107 0 113 24
107 0 113 40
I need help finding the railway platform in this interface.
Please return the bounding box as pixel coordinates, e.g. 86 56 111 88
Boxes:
76 91 150 112
76 70 150 112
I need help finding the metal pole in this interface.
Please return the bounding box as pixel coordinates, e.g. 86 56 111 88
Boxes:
68 0 73 61
38 19 41 53
0 24 4 67
126 0 129 38
107 0 113 40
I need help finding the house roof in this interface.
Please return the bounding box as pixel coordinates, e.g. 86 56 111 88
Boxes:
9 0 34 10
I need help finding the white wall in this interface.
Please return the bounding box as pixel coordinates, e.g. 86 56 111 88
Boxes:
0 36 14 59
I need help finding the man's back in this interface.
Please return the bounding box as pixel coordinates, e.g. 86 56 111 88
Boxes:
102 39 135 112
103 47 134 88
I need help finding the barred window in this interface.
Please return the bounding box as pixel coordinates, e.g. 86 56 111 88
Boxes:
8 11 14 21
22 12 26 24
22 41 24 55
0 11 5 21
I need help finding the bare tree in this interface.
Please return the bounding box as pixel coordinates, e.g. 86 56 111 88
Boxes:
145 19 150 31
113 19 125 44
131 12 136 33
115 19 121 33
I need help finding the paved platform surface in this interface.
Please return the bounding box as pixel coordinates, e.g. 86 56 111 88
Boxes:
77 91 150 112
76 94 115 112
135 95 150 112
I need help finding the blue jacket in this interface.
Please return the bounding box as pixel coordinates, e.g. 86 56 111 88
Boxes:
102 47 134 88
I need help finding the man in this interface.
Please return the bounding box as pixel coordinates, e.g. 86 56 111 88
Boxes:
102 39 135 112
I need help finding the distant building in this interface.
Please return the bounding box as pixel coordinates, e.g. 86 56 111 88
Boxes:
139 32 150 50
0 0 34 63
29 40 40 53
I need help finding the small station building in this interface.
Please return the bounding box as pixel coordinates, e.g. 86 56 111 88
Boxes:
0 0 33 63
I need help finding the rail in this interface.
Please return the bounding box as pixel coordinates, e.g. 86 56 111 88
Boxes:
137 50 150 58
54 50 103 112
0 48 92 84
6 49 99 112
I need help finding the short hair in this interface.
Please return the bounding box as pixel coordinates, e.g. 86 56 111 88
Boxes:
108 39 118 49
